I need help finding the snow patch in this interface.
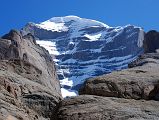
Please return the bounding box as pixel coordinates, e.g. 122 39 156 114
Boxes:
60 78 73 87
61 88 77 98
36 40 60 55
36 16 109 34
62 59 77 64
90 19 109 28
36 21 68 32
138 29 144 47
90 48 102 53
84 33 102 41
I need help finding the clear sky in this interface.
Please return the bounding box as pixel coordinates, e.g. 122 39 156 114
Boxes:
1 0 159 36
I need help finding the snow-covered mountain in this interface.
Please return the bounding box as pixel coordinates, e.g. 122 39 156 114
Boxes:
21 16 144 97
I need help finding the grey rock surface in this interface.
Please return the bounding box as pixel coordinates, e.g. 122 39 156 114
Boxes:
128 53 159 68
79 53 159 100
58 95 159 120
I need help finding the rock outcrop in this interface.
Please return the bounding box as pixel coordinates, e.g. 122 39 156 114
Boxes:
128 53 159 68
79 58 159 100
58 95 159 120
143 30 159 53
0 30 62 120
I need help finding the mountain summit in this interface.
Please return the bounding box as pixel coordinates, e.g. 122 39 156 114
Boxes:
36 16 109 32
21 16 144 97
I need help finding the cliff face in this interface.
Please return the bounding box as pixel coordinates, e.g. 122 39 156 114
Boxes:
0 30 62 120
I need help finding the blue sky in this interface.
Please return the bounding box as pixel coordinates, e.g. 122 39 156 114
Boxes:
0 0 159 36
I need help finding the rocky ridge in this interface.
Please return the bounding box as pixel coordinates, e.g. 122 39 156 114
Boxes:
0 30 62 120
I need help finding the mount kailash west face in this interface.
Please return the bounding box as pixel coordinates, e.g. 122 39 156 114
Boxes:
21 16 144 97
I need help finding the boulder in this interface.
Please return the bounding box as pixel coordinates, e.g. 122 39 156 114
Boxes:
58 95 159 120
80 53 159 100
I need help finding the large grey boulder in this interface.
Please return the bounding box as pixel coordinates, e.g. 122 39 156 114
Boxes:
80 52 159 100
58 95 159 120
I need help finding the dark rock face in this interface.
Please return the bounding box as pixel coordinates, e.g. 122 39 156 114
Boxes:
58 95 159 120
22 93 60 119
0 30 62 120
144 30 159 53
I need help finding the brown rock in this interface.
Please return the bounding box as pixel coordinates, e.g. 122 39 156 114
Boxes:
58 95 159 120
0 30 62 120
80 54 159 100
128 53 159 68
